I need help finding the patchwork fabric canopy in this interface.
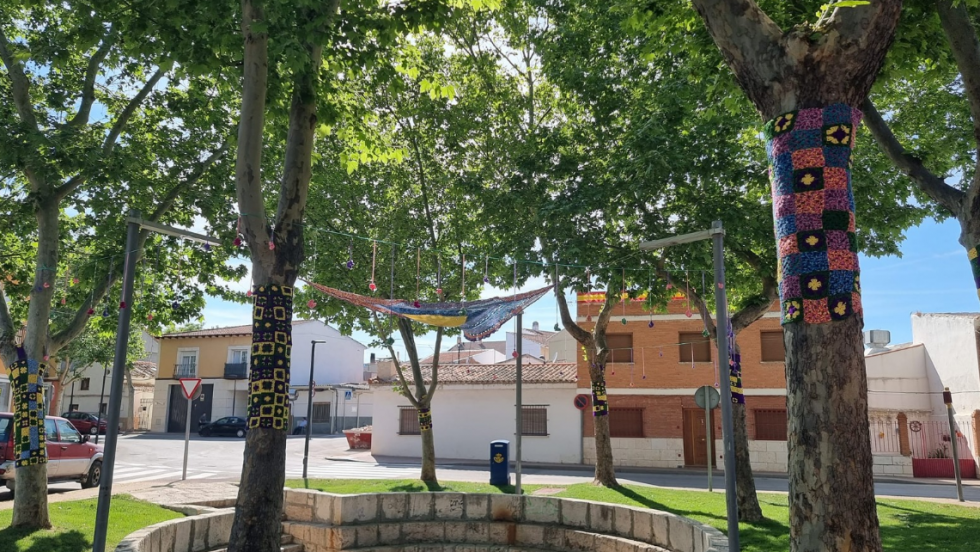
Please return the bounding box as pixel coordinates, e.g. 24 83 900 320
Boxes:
304 281 552 341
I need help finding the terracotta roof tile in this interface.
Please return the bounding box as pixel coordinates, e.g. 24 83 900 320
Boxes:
376 362 577 385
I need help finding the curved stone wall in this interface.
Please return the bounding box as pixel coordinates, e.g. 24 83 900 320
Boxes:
116 489 729 552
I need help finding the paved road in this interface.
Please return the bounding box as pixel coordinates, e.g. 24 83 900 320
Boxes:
2 434 978 503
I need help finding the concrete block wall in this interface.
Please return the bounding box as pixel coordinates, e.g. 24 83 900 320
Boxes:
871 454 914 477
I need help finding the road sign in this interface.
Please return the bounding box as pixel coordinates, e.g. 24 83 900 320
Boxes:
345 390 352 400
694 385 720 409
179 378 202 400
573 394 590 410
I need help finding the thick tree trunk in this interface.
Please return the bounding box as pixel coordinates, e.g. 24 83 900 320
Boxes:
590 368 617 487
419 408 437 483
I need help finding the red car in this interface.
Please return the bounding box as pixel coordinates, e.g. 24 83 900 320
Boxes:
1 413 104 496
61 411 110 435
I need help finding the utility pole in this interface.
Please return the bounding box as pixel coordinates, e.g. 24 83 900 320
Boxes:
304 340 325 479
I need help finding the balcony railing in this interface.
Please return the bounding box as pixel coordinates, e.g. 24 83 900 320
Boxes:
224 362 248 379
174 364 197 378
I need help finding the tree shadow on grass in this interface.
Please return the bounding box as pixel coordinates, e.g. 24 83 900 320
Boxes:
0 527 89 552
390 481 445 492
880 506 980 552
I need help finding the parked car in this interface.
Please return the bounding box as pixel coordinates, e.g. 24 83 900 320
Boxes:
198 416 248 438
61 411 110 435
1 413 104 496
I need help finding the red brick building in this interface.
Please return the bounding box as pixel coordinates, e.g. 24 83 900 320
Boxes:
577 292 788 472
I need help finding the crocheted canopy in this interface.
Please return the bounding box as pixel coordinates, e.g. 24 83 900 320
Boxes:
304 281 552 341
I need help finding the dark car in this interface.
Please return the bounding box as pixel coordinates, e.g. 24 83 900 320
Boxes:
198 416 247 438
61 412 109 435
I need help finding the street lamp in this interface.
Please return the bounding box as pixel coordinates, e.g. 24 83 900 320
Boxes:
304 340 326 480
640 220 740 552
95 368 110 445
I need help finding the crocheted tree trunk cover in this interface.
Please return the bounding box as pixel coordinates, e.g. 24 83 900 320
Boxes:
248 284 292 430
969 246 980 300
765 104 863 325
591 377 608 417
9 348 48 466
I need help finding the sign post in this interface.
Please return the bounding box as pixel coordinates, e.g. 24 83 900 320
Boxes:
179 378 202 481
695 385 721 491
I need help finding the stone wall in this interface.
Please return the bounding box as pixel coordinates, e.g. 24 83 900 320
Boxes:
116 490 729 552
872 454 914 477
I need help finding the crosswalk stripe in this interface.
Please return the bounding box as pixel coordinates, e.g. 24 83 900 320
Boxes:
184 472 219 480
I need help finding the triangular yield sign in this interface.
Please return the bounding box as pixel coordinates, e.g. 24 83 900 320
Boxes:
179 378 202 400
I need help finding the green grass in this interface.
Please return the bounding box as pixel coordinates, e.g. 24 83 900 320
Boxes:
288 479 980 552
0 495 183 552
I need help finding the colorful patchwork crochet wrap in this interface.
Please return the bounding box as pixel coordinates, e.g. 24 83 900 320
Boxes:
418 408 432 431
304 280 551 341
591 379 608 417
729 352 744 405
765 104 863 325
8 348 48 466
248 284 292 430
969 245 980 300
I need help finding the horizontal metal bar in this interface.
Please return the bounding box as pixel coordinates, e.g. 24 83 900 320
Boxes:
639 228 714 250
126 217 217 244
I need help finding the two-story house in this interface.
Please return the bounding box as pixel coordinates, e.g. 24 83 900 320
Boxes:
150 320 367 433
577 292 788 473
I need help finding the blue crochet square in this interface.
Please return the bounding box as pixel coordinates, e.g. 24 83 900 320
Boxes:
790 129 822 150
823 146 852 168
776 216 796 240
829 270 854 296
823 104 853 125
784 252 829 277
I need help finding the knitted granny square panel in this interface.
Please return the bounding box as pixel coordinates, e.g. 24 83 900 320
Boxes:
9 350 48 466
765 105 863 325
248 284 292 430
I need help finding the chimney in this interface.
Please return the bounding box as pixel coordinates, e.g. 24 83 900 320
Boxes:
532 321 540 331
370 353 376 364
863 330 891 354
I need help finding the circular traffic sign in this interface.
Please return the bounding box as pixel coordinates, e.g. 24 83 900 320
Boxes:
694 385 720 409
573 394 590 410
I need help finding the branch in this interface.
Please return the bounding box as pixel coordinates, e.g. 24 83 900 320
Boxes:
937 0 980 199
685 281 718 340
0 26 40 131
555 277 593 346
376 312 419 407
591 281 618 364
827 0 903 49
397 317 427 400
861 98 964 214
101 68 165 158
66 32 115 129
0 283 16 353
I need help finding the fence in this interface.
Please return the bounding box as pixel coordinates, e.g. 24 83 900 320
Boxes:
869 419 904 455
908 419 977 460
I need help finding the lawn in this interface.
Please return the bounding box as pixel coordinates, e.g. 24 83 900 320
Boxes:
0 495 183 552
289 479 980 552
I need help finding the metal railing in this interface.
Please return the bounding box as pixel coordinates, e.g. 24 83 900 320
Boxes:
174 363 197 378
224 362 248 379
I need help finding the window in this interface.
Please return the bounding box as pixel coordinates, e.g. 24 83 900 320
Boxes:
521 406 548 436
176 349 198 377
755 409 787 441
56 419 82 443
760 331 785 362
311 403 331 424
99 403 107 414
606 334 633 363
229 348 249 364
69 404 78 412
679 332 711 362
80 378 90 391
44 418 58 441
399 407 420 435
610 407 644 437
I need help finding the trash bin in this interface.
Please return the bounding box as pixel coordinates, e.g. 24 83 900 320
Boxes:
489 440 510 485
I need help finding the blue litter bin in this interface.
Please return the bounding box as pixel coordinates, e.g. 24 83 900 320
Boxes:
489 440 510 485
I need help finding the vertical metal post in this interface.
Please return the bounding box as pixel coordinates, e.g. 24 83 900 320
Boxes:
95 368 108 445
69 381 75 412
944 387 964 502
706 397 713 492
92 210 140 552
515 311 523 495
355 392 361 429
182 396 191 480
231 379 237 417
305 340 324 480
711 220 740 551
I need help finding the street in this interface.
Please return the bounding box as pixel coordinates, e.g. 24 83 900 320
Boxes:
2 433 978 503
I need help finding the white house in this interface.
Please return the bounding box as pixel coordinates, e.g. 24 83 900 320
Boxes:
504 322 556 359
371 362 580 464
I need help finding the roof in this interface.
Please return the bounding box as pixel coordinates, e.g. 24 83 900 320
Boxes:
160 320 316 339
374 362 577 385
494 354 545 365
522 329 556 345
865 342 923 357
419 350 486 364
131 361 157 379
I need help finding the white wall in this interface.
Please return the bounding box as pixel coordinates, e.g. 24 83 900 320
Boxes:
505 331 544 359
291 321 366 386
544 330 577 363
912 313 980 415
865 344 932 413
372 383 579 464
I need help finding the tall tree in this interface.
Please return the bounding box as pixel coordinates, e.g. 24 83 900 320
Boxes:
685 1 903 550
0 1 234 527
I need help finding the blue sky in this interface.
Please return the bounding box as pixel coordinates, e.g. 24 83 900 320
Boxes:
200 218 975 362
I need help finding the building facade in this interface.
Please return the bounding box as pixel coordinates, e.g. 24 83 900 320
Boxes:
150 320 368 433
577 292 788 473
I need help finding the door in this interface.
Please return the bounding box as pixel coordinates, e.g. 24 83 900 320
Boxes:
54 419 89 477
167 384 213 433
43 418 61 476
682 409 715 467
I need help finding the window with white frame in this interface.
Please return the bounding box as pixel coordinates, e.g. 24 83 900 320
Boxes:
228 348 249 365
176 349 198 377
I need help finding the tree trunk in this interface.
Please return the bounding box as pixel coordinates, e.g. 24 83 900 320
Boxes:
591 368 617 487
419 403 437 483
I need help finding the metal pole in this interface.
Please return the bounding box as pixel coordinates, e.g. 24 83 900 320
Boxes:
706 394 713 492
69 381 74 412
305 341 324 479
332 388 339 434
515 311 523 495
354 392 361 428
92 210 140 552
711 220 740 551
231 379 237 418
944 387 964 502
95 368 108 445
182 395 191 480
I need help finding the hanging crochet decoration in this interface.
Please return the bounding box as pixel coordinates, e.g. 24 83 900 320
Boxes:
9 348 48 466
247 284 292 430
304 281 551 341
765 104 863 325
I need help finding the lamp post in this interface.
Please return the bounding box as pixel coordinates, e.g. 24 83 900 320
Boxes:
640 220 739 552
95 368 110 445
304 340 326 480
